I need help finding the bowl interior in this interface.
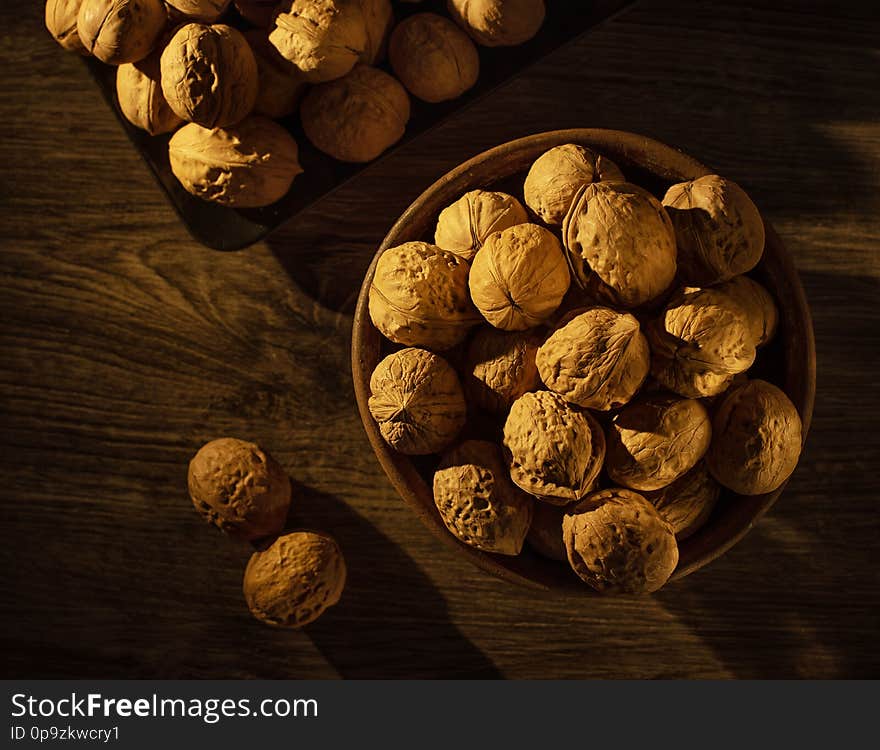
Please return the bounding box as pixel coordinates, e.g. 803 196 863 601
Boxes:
352 129 816 592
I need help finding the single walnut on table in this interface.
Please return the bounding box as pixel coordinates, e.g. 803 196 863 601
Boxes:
116 50 184 136
562 488 679 594
464 327 542 414
536 306 649 411
503 390 605 506
604 395 712 491
77 0 167 65
434 190 527 262
244 531 346 627
469 223 570 331
447 0 545 47
368 347 467 455
433 440 534 555
643 461 720 540
45 0 89 55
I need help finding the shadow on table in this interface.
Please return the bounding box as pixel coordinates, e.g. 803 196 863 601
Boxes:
657 271 880 678
286 479 501 678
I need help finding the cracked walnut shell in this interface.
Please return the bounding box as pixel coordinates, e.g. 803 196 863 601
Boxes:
536 306 649 410
368 241 477 350
469 223 570 330
188 437 291 541
503 390 605 505
562 181 677 308
524 144 625 225
662 174 765 286
434 190 528 262
116 50 184 136
447 0 545 47
433 440 534 555
169 116 302 207
77 0 166 65
464 327 542 414
562 488 679 594
368 347 466 455
244 531 346 628
161 23 259 129
707 379 802 495
46 0 88 54
643 462 719 540
605 395 712 491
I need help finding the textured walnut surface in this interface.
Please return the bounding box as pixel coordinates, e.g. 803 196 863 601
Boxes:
116 50 183 136
464 327 542 414
166 0 231 21
77 0 166 64
718 275 778 348
447 0 545 47
45 0 88 54
643 462 720 540
434 189 528 262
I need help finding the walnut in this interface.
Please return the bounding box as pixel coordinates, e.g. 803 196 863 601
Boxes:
433 440 534 555
359 0 394 64
235 0 281 27
368 241 478 350
244 30 308 119
717 275 778 347
243 531 346 627
368 347 467 455
536 306 649 410
188 437 291 541
524 144 625 225
526 500 567 561
469 223 571 330
562 488 678 594
270 0 367 83
562 181 677 308
160 23 259 128
643 462 719 540
605 395 712 491
503 390 605 505
300 64 410 162
707 379 802 495
165 0 230 20
434 190 528 262
116 50 183 136
77 0 166 64
390 13 479 103
447 0 545 47
464 327 542 414
662 174 765 286
169 116 303 208
46 0 88 54
647 286 756 398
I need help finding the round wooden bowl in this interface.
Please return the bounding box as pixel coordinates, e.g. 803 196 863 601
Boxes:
352 129 816 592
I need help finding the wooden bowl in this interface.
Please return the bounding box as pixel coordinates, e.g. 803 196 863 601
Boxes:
351 129 816 592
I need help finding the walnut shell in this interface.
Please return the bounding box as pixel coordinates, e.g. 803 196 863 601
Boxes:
46 0 88 54
524 144 625 225
187 437 291 541
368 241 478 350
165 0 230 20
235 0 280 27
717 275 778 347
563 181 677 308
368 347 467 455
562 488 678 594
647 286 756 398
526 500 567 561
536 306 649 410
300 64 410 163
359 0 394 64
605 395 712 491
433 440 534 555
77 0 166 64
503 390 605 505
464 327 542 414
707 379 802 495
243 531 346 628
662 174 765 286
447 0 545 47
434 190 528 262
643 461 720 540
270 0 367 83
169 116 302 208
161 23 259 128
390 13 479 103
244 30 308 119
469 223 571 330
116 50 184 136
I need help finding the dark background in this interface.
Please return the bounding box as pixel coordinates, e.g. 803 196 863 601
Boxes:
1 0 878 678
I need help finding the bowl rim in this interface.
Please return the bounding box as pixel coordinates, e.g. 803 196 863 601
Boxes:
351 128 817 592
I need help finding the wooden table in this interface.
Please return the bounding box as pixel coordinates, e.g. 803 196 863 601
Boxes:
2 0 878 679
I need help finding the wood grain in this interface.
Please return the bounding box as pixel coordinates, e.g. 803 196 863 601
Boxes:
1 0 878 679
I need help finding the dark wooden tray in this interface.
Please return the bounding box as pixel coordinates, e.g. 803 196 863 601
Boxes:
83 0 634 250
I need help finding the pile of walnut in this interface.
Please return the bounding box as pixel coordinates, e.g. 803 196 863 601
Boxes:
367 144 804 594
188 437 346 627
46 0 547 208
